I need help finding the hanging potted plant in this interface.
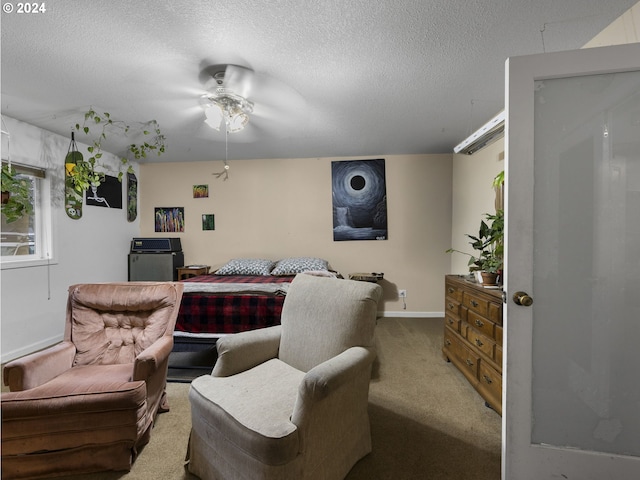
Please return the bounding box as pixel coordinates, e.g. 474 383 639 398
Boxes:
1 164 34 223
447 209 504 285
64 108 166 220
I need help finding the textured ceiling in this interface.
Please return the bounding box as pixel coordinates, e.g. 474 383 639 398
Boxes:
1 0 637 163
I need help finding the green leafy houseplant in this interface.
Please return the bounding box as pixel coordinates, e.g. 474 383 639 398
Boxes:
493 170 504 211
69 108 166 191
447 209 504 274
1 164 34 223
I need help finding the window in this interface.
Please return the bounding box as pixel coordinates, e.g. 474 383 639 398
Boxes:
1 163 53 267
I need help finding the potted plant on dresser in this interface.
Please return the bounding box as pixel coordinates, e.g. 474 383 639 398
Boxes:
447 209 504 285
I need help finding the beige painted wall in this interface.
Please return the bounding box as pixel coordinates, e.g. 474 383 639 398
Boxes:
583 1 639 47
450 140 504 274
140 154 452 315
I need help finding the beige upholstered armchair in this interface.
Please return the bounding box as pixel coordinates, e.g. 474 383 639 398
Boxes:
1 281 184 479
186 273 382 480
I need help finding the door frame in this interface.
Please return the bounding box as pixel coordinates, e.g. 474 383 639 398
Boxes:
503 42 640 479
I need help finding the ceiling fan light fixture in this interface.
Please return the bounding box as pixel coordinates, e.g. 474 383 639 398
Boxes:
201 91 254 133
203 104 224 131
227 110 249 133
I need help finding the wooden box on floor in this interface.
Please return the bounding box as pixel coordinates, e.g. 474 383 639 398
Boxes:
442 275 503 414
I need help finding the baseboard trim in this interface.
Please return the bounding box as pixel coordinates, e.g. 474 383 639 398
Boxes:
1 334 62 364
378 311 444 318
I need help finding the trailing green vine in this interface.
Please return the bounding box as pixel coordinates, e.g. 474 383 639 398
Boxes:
73 108 166 184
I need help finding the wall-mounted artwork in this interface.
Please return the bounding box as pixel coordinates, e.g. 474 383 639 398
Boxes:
202 214 215 231
86 174 122 209
127 172 137 222
331 159 387 241
193 184 209 198
155 207 184 232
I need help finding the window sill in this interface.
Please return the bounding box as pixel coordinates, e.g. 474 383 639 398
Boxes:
1 257 57 270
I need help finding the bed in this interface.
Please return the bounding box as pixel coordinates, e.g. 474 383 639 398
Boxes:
172 257 335 352
173 273 292 351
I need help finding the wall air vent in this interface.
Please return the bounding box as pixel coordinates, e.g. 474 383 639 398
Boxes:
454 111 505 155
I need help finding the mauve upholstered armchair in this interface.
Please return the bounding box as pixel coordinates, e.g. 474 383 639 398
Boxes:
186 273 382 480
1 281 184 479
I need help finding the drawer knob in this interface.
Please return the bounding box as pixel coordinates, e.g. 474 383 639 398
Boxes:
448 287 454 294
447 318 454 325
448 303 455 310
475 319 484 327
465 359 474 367
483 374 493 384
470 300 479 307
475 338 484 347
445 339 451 346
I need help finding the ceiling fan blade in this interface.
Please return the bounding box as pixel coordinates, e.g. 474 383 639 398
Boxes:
223 65 255 98
250 73 306 113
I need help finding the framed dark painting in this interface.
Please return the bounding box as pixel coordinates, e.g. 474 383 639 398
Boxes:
331 159 387 241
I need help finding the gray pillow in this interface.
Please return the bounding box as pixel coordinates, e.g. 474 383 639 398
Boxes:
271 257 329 276
215 258 275 276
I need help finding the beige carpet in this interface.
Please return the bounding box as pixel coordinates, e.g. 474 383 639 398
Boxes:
11 318 502 479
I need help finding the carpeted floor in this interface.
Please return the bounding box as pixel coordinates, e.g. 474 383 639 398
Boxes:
9 318 502 479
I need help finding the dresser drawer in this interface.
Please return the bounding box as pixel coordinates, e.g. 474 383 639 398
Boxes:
495 325 503 344
445 281 463 302
466 326 495 359
443 326 459 353
444 327 479 379
495 344 503 366
462 292 489 317
478 361 502 413
467 310 495 338
444 314 461 332
445 298 461 318
489 301 502 326
457 339 480 379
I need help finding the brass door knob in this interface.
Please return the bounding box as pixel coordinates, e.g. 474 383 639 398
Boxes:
513 291 533 306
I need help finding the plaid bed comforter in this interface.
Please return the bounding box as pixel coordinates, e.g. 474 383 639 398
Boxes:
175 275 292 334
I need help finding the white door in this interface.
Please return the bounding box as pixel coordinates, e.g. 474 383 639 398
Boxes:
504 43 640 479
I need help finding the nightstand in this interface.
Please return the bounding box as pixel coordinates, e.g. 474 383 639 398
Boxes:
177 265 210 280
348 272 384 283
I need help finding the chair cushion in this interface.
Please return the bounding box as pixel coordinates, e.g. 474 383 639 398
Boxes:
278 274 382 372
68 283 179 366
1 364 148 456
189 359 305 465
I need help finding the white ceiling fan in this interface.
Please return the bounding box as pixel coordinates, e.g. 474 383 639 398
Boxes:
192 63 306 179
195 63 306 138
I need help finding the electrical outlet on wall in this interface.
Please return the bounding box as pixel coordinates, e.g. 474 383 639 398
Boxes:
399 289 407 298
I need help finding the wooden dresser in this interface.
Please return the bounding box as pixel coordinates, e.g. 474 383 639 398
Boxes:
443 275 503 414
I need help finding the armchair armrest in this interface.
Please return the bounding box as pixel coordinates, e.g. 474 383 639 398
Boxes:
133 335 174 382
3 341 76 391
294 346 376 403
212 325 282 377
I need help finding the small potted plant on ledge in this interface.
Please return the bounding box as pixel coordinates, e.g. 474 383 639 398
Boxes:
447 209 504 285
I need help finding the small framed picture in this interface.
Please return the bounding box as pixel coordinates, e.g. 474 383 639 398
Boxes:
155 207 184 232
193 184 209 198
202 214 215 231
